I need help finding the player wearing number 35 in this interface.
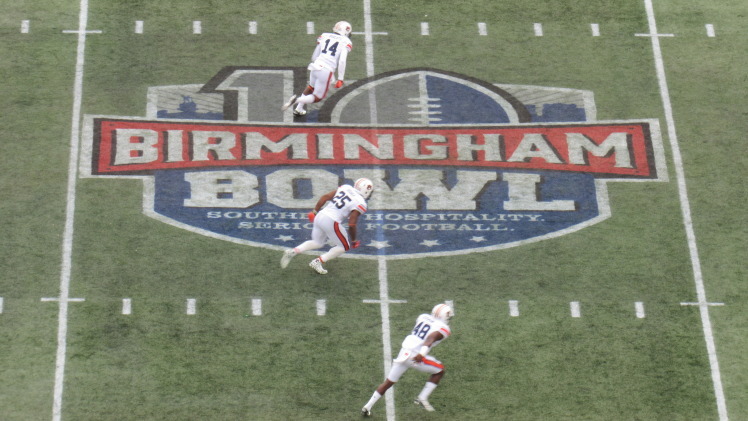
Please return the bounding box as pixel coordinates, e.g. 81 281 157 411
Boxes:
281 20 353 117
361 303 454 416
280 178 373 275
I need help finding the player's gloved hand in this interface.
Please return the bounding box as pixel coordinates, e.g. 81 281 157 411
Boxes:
335 80 344 89
308 211 317 222
351 240 361 249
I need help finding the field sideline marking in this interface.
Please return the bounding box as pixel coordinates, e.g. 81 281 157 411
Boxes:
643 0 728 419
53 0 91 419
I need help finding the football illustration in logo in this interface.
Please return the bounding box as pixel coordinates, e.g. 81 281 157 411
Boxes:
81 67 667 258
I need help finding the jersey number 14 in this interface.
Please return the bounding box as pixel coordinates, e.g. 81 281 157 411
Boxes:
321 39 339 56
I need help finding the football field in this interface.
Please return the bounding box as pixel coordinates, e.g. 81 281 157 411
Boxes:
1 0 746 420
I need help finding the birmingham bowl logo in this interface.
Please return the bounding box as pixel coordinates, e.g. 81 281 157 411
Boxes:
81 67 667 258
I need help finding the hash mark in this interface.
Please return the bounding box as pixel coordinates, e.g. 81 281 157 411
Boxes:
122 298 132 315
478 22 487 36
186 298 196 315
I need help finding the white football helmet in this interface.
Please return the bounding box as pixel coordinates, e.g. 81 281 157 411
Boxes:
354 178 374 199
333 21 352 37
431 303 454 322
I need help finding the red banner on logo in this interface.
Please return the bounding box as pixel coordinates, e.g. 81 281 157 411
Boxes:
91 118 657 178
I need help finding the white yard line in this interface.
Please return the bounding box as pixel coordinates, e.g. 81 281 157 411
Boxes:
53 0 92 419
378 258 397 420
360 3 398 419
642 0 728 419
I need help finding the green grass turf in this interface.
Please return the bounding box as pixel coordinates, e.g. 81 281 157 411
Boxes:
0 0 745 419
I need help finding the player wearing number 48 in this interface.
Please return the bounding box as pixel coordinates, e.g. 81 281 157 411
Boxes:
361 303 454 416
280 178 373 275
281 20 353 117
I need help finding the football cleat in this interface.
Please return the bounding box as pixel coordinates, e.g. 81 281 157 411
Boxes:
309 258 328 274
293 108 307 116
281 94 298 111
361 407 371 417
414 397 435 412
333 21 352 37
280 249 296 269
431 303 454 322
354 178 374 199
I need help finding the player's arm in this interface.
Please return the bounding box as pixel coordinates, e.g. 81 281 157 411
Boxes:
414 331 445 362
311 41 322 62
314 190 336 212
348 209 362 244
308 189 336 222
334 45 350 88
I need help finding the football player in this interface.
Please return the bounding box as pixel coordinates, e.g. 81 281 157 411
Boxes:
361 303 454 416
281 20 353 117
280 178 373 274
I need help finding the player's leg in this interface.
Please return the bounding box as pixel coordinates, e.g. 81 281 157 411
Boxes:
304 216 335 274
319 245 345 262
293 69 333 115
362 360 409 416
412 357 445 412
281 75 314 111
310 220 352 274
282 218 328 268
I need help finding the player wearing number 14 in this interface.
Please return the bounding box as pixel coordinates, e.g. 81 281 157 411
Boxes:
281 21 353 116
280 178 373 274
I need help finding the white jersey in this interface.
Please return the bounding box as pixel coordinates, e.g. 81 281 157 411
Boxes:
311 32 352 75
401 314 451 352
319 184 367 223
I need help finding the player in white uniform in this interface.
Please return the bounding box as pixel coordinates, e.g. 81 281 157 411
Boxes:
280 178 373 274
281 21 353 116
361 303 455 416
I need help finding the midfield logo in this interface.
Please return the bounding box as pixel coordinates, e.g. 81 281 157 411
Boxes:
81 67 667 258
